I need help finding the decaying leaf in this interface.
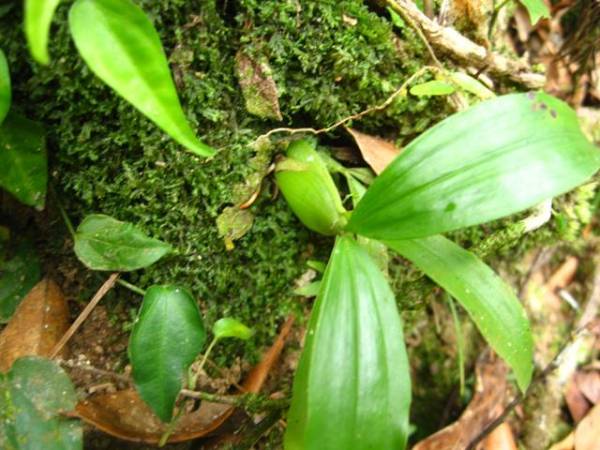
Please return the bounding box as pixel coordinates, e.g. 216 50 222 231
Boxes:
413 353 511 450
216 206 254 250
235 51 282 121
71 316 294 444
574 403 600 450
566 369 600 423
482 422 518 450
0 278 69 372
346 127 400 175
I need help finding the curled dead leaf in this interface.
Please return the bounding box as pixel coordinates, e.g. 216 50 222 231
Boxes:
70 315 294 444
574 403 600 450
413 353 511 450
0 278 69 372
346 127 400 175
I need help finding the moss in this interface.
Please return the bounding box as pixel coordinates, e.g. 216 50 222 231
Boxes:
0 0 454 361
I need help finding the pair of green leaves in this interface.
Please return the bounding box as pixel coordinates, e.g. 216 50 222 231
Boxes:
0 357 82 450
71 214 252 422
282 91 600 449
24 0 214 157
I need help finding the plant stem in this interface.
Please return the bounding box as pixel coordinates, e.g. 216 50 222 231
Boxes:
52 189 76 238
188 337 219 390
116 279 146 296
447 294 465 397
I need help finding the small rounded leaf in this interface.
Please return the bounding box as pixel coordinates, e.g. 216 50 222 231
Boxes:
275 139 346 236
213 318 253 341
74 214 171 271
409 80 456 96
129 285 206 422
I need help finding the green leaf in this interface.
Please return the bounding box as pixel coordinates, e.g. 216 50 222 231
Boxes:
0 113 47 209
68 0 215 157
0 48 10 124
293 280 321 297
387 235 533 391
0 240 42 322
74 214 171 271
347 92 600 240
285 236 411 450
129 285 206 422
409 80 456 96
24 0 61 65
275 139 347 236
0 356 82 450
520 0 550 24
213 318 253 341
448 72 495 99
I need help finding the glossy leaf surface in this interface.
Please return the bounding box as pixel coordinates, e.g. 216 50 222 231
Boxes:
213 318 253 341
74 214 171 271
347 92 600 240
0 48 10 124
285 236 411 450
275 139 346 236
0 241 41 322
68 0 215 157
0 356 82 450
129 285 206 422
24 0 61 65
0 113 47 209
387 235 533 391
520 0 550 24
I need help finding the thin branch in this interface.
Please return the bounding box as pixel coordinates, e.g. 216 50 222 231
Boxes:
385 0 545 88
180 389 289 411
57 358 130 383
254 65 437 143
50 273 120 358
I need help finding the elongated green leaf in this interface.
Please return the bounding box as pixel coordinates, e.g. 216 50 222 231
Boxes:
129 285 206 422
0 240 42 322
347 92 600 240
68 0 215 157
0 113 47 209
24 0 61 65
0 48 10 124
0 357 82 450
387 235 533 391
213 318 253 341
285 236 410 450
74 214 171 271
520 0 550 24
410 80 456 96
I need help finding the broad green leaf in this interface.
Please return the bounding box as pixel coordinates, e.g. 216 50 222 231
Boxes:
74 214 171 271
68 0 215 157
347 92 600 240
24 0 62 65
0 48 10 124
285 236 410 450
387 235 533 391
0 357 82 450
410 80 456 96
129 285 206 422
520 0 550 24
0 240 41 322
293 280 321 297
213 318 253 341
0 113 47 209
275 139 347 236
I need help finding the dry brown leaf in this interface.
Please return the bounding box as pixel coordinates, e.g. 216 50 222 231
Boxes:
0 278 69 372
566 376 592 423
235 51 282 121
71 315 295 444
574 403 600 450
482 422 517 450
413 353 511 450
576 370 600 405
545 256 579 292
346 128 401 175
